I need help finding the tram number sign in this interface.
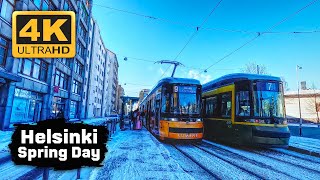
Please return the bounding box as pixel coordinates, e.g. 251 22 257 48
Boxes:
178 133 198 138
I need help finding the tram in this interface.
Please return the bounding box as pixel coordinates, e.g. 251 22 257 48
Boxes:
139 77 203 141
202 73 290 147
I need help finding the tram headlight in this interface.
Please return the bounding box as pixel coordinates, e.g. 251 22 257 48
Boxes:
165 118 178 121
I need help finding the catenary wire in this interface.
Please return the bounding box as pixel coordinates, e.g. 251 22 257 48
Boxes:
203 0 319 72
93 3 320 34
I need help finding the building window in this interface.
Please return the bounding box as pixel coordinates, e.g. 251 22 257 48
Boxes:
0 0 14 23
74 60 83 75
77 42 86 60
63 0 74 11
20 59 48 82
11 88 43 123
32 0 53 10
70 101 78 119
72 80 81 94
54 69 68 90
52 97 65 118
80 3 89 24
0 37 8 67
79 23 87 41
59 58 71 68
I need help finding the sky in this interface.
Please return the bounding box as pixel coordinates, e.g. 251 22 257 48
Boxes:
92 0 320 97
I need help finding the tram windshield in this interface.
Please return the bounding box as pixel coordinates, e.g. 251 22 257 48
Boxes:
162 85 201 116
253 81 285 119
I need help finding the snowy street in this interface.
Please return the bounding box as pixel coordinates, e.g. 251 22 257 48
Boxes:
0 121 320 179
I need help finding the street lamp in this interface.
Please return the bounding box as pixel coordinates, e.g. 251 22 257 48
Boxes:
296 65 303 136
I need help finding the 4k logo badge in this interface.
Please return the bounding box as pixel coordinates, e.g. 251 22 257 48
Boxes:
12 11 76 58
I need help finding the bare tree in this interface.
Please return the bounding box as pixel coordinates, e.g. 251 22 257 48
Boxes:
281 77 290 91
305 83 320 126
241 62 269 75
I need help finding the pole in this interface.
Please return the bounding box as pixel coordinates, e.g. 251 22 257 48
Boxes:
297 65 302 136
315 90 320 128
257 65 260 75
120 98 125 130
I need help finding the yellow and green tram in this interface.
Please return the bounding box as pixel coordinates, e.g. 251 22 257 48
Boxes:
139 77 203 141
202 73 290 147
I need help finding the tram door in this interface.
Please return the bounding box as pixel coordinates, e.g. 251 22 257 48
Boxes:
155 98 161 132
147 101 151 130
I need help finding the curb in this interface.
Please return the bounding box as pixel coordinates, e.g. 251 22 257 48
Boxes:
288 146 320 158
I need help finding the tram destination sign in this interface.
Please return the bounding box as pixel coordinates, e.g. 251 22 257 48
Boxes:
174 86 197 94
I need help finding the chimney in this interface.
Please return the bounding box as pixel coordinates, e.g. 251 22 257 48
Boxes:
301 81 307 90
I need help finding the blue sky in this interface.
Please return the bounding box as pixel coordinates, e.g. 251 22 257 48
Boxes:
92 0 320 97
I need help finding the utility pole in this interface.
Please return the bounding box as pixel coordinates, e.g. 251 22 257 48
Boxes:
257 65 260 75
296 65 303 136
314 89 320 128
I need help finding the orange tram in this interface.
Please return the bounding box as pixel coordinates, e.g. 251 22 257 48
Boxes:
139 77 203 142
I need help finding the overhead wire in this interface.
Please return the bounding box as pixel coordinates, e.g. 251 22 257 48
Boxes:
203 0 320 72
160 0 224 78
93 3 320 34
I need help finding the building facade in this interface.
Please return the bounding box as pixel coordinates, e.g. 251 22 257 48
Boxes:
0 0 95 130
106 50 118 115
116 84 124 114
85 17 109 118
285 90 320 124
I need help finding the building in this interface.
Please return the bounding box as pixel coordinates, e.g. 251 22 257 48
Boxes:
0 0 93 130
106 50 119 114
139 89 150 103
84 17 108 118
116 85 125 114
285 89 320 124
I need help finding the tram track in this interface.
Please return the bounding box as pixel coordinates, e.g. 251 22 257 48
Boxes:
192 143 297 179
240 147 320 174
190 144 265 179
171 144 220 179
201 140 320 179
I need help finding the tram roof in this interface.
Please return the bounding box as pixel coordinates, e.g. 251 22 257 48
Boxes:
140 77 201 104
203 73 281 91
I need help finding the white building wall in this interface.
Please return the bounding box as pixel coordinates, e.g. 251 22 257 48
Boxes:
285 90 320 123
85 18 107 118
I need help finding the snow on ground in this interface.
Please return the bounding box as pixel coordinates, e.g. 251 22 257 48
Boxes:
175 144 258 180
196 143 293 179
289 136 320 154
91 128 195 180
161 144 214 180
289 123 320 127
203 140 320 179
0 131 13 153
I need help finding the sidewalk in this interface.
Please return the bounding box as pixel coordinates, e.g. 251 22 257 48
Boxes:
90 127 194 180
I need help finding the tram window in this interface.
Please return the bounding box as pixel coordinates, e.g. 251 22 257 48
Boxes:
235 81 251 120
221 92 232 118
161 87 171 113
236 91 251 117
205 96 219 117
